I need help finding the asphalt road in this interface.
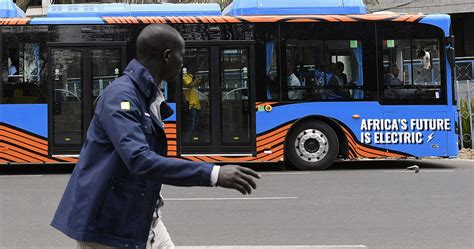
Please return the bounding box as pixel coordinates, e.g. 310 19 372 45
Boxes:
0 159 473 249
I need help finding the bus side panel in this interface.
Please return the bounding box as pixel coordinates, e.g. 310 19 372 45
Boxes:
0 104 76 164
0 104 47 137
255 102 455 159
383 111 448 157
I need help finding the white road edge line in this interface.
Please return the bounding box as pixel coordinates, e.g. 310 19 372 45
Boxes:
259 172 312 175
164 197 297 201
383 170 454 173
176 246 367 249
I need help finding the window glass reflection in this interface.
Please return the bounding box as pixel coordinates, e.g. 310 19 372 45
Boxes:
382 39 442 100
92 49 121 107
221 48 250 144
181 48 211 145
286 39 364 101
1 26 48 104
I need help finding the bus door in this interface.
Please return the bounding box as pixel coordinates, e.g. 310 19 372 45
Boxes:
48 45 125 156
178 44 255 155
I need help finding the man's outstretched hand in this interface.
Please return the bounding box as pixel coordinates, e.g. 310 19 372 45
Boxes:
217 165 261 195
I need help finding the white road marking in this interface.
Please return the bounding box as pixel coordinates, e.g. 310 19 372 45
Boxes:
176 246 367 249
259 172 311 175
383 170 454 173
164 197 297 201
0 175 43 177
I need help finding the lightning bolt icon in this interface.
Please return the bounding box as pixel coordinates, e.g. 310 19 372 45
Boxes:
427 133 435 142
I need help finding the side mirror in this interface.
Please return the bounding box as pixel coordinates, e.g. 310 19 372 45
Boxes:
447 47 456 69
446 35 456 68
447 35 455 47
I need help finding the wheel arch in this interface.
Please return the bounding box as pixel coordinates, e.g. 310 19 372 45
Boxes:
284 115 349 160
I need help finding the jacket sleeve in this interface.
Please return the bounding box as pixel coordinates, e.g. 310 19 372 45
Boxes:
98 83 213 186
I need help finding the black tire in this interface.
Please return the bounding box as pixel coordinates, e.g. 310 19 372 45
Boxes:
286 121 339 170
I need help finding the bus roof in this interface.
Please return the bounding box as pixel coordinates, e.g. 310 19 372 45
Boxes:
47 3 222 18
223 0 366 16
0 0 450 37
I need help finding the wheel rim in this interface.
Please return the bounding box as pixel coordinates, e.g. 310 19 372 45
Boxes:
294 129 329 162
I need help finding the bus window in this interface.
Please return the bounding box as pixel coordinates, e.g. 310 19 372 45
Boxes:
286 40 322 101
265 41 279 101
412 39 441 91
221 48 250 144
382 39 411 98
1 26 48 104
286 39 364 101
92 48 121 107
181 48 211 144
327 40 364 100
255 23 280 102
382 39 443 102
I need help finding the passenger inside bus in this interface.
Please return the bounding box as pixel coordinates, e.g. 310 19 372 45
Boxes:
384 63 404 98
313 62 326 87
334 61 348 85
182 66 203 133
323 62 351 100
327 63 342 86
384 63 403 86
287 63 304 100
7 57 18 80
296 63 312 86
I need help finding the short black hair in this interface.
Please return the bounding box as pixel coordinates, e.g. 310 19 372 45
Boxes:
336 61 344 70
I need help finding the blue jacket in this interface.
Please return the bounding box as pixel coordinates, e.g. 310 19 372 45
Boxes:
51 59 214 249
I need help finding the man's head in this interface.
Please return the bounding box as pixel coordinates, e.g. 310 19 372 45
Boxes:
136 24 185 83
336 62 344 73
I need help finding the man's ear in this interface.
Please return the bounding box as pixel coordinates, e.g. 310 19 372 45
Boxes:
163 49 171 63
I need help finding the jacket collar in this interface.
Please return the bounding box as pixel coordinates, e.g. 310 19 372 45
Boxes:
123 59 157 100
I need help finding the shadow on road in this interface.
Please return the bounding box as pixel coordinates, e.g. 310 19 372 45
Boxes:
0 159 461 175
0 164 75 175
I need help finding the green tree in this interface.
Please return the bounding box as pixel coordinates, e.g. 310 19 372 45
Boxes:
460 99 473 148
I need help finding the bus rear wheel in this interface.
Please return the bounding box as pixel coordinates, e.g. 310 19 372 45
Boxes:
286 121 339 170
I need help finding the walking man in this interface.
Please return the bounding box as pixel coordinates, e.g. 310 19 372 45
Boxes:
51 24 260 249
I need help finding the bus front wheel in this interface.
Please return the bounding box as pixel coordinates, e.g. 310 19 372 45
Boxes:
286 121 339 170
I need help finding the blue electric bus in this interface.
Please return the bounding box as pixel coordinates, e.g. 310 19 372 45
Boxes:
0 0 458 169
